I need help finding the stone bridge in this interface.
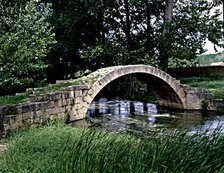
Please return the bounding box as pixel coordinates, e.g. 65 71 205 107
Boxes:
0 65 214 131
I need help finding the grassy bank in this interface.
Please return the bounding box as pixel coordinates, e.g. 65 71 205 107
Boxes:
0 122 224 173
178 75 224 113
179 75 224 99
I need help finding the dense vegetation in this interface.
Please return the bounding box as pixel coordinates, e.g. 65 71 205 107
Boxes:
0 0 55 95
0 122 224 173
0 0 223 96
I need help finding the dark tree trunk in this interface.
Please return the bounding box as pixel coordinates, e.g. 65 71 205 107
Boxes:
160 0 174 72
124 0 132 51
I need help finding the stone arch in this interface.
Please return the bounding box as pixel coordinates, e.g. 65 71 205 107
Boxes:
81 65 187 117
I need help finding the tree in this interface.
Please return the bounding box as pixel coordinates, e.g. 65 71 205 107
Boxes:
166 0 223 68
160 0 174 71
45 0 107 81
44 0 223 75
0 0 55 95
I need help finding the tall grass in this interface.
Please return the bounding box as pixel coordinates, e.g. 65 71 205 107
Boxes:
0 93 29 106
0 123 224 173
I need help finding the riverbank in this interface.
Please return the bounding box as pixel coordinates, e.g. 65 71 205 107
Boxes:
0 122 224 173
178 75 224 113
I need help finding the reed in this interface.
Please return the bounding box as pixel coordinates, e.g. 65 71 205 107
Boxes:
0 122 224 173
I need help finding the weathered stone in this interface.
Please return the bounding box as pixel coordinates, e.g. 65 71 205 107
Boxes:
0 105 18 115
83 94 93 104
62 92 70 99
18 103 36 114
67 85 90 90
75 90 82 97
3 114 16 123
44 107 64 115
75 97 83 105
0 64 217 133
68 90 74 98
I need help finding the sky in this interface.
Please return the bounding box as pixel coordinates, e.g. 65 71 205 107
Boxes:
203 1 223 54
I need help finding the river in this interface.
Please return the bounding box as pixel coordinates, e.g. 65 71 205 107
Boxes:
73 98 224 135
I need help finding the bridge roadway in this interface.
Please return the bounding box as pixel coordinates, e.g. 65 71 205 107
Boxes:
0 65 213 131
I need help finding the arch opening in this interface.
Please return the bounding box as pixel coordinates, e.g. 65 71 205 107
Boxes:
81 65 187 118
85 71 185 118
95 75 157 104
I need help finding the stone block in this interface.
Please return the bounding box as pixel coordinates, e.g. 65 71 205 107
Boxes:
56 99 63 107
22 112 34 120
75 90 82 97
18 103 36 114
3 115 17 126
0 105 18 115
46 92 62 101
32 110 45 117
75 97 83 104
87 89 95 96
65 105 72 112
67 98 75 105
56 112 66 119
68 90 74 98
98 78 108 87
73 103 82 110
67 85 90 90
44 107 65 115
62 92 70 99
184 88 196 94
83 95 93 104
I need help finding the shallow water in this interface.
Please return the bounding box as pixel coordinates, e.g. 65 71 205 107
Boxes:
73 98 224 134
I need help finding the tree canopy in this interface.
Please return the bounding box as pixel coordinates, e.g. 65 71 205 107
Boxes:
0 0 223 95
46 0 223 75
0 0 55 95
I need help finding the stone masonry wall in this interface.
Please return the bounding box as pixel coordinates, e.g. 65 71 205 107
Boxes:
0 65 218 134
0 85 90 133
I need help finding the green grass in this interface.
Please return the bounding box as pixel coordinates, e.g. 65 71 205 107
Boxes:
0 78 86 106
0 93 29 106
0 122 224 173
179 75 224 99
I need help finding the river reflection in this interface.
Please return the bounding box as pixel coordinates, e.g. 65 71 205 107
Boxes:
74 98 224 134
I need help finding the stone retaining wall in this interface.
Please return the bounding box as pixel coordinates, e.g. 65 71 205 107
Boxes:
0 85 90 133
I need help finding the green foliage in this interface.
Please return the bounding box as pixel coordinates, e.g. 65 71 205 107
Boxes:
1 123 224 173
0 0 56 95
0 0 223 96
166 0 223 68
98 75 157 103
216 105 224 114
81 43 159 71
45 0 223 76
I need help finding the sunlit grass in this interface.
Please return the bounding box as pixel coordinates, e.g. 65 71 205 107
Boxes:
0 79 84 106
179 75 224 99
0 122 224 173
0 93 29 106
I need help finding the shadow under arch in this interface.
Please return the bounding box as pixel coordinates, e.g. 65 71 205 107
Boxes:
82 65 187 117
